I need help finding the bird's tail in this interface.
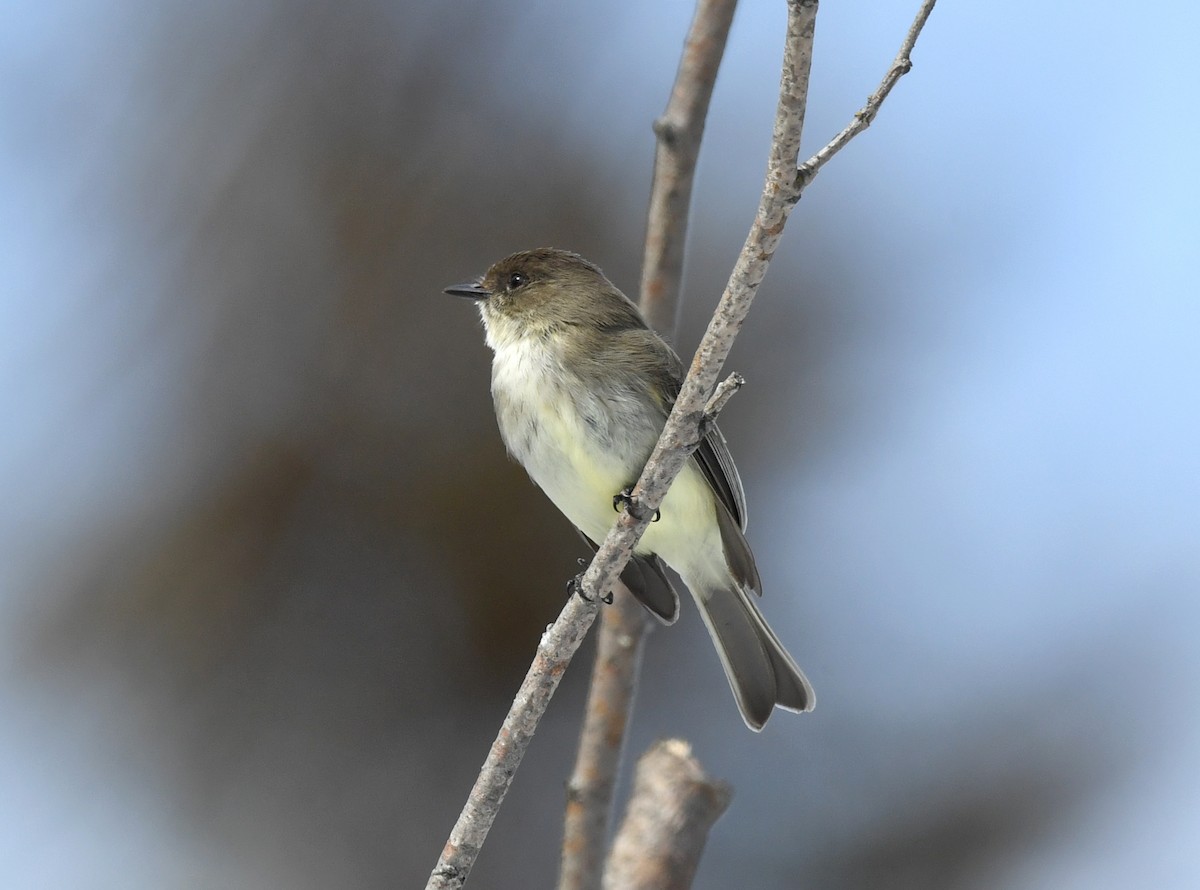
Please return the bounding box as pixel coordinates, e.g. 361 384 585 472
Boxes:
690 579 815 731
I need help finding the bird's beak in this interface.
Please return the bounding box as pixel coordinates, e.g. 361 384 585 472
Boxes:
444 282 491 300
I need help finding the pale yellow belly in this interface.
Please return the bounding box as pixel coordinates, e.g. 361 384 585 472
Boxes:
524 411 720 577
489 332 720 578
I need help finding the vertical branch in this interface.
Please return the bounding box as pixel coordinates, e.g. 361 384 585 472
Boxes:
558 4 737 890
640 0 740 337
602 741 732 890
558 592 650 890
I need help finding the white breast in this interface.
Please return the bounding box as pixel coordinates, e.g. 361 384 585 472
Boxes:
483 318 719 575
488 331 635 544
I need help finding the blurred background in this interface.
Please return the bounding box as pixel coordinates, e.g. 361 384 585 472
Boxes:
2 0 1197 887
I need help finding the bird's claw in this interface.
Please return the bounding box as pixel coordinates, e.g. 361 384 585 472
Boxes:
568 573 612 605
612 487 660 522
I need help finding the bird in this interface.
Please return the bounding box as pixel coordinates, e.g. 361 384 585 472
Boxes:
445 248 814 729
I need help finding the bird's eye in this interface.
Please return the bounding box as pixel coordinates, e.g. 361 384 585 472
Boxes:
508 271 528 290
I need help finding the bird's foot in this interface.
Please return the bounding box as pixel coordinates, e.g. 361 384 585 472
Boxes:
612 487 660 522
569 560 613 605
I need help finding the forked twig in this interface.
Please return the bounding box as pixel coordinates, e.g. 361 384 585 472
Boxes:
795 0 937 190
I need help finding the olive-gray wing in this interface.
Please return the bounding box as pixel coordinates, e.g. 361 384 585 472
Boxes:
693 422 749 530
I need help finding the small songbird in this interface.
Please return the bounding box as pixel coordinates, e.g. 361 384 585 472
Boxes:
445 248 814 730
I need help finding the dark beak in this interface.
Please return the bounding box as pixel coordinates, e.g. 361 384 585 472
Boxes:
444 282 491 300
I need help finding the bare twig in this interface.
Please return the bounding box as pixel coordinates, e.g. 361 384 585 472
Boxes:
640 0 739 337
609 0 818 547
427 593 600 890
795 0 937 191
704 372 745 420
602 740 733 890
427 0 938 885
559 4 738 889
558 589 650 890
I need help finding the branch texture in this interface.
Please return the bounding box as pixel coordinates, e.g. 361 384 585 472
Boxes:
558 589 650 890
640 0 739 336
427 594 600 890
602 740 733 890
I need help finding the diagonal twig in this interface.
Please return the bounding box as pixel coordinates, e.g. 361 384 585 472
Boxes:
559 587 650 890
795 0 937 191
426 1 938 886
703 371 745 420
428 593 600 890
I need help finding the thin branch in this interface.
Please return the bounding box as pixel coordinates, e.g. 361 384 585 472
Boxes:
558 588 650 890
795 0 937 191
427 0 938 885
427 593 600 890
640 0 739 337
559 3 738 889
704 372 745 420
607 0 818 544
602 740 732 890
